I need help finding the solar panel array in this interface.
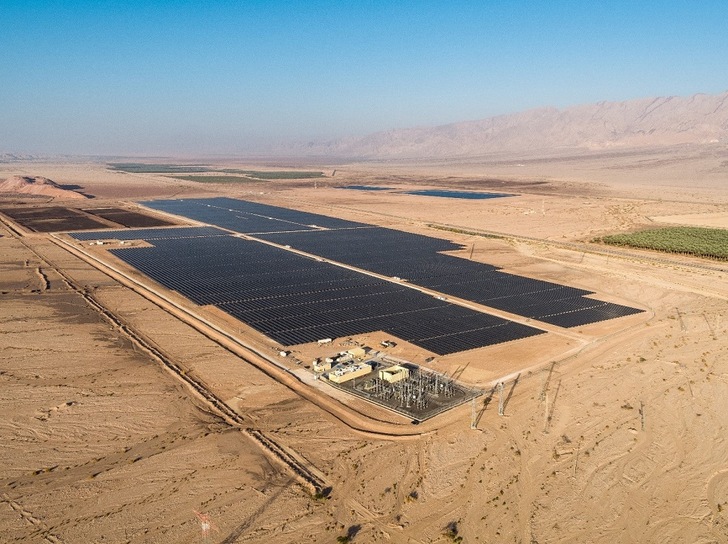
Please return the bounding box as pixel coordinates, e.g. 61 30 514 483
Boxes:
257 227 642 326
108 235 544 354
65 196 643 354
68 226 225 241
136 198 642 330
82 208 174 228
141 197 368 233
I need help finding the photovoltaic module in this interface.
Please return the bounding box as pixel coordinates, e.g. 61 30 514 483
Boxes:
68 197 642 354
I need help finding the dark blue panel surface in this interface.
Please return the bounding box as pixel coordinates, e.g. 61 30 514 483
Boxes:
108 232 545 354
68 196 643 353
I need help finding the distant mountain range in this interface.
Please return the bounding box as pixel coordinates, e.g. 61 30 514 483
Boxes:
293 91 728 159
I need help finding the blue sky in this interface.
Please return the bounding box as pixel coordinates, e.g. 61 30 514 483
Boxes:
1 1 726 155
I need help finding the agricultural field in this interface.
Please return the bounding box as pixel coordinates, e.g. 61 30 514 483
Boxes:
219 169 327 180
168 172 326 183
109 163 327 181
108 163 210 174
166 175 257 184
596 226 728 260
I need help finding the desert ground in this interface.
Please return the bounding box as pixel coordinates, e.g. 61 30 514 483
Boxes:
1 149 727 543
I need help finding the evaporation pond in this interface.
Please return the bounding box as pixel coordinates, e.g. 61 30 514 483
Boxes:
403 190 514 199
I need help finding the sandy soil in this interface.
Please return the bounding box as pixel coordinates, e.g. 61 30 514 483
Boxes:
1 151 727 543
651 212 728 229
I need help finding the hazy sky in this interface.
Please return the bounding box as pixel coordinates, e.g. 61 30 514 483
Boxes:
2 1 727 155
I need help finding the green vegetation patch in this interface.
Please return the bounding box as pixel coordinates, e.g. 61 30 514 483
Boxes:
108 163 211 174
219 169 326 180
109 163 326 180
596 226 728 261
167 175 258 184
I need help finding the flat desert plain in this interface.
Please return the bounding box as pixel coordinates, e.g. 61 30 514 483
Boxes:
1 148 727 543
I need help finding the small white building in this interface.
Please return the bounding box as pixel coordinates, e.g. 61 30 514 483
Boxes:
327 361 372 383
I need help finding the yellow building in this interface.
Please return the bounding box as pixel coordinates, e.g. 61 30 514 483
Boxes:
346 347 367 359
379 365 409 383
312 359 331 373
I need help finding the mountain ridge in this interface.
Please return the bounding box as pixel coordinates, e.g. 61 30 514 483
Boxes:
292 91 728 159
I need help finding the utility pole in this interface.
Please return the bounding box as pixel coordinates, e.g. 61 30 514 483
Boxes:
498 382 505 416
539 362 555 402
194 511 219 541
470 397 477 429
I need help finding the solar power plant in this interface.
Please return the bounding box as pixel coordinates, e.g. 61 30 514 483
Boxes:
256 225 643 327
133 197 643 328
83 208 175 228
1 206 109 232
67 197 642 354
68 226 225 241
258 227 494 280
106 233 545 355
1 207 81 221
140 197 369 233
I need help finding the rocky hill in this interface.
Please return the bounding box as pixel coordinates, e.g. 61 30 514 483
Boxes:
296 91 728 159
0 175 87 199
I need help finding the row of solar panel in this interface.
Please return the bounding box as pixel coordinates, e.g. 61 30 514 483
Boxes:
223 306 543 351
68 226 225 241
258 226 466 261
71 197 643 354
102 198 642 332
108 235 545 354
252 225 642 328
140 197 370 233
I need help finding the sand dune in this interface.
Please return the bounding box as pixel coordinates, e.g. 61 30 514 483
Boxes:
0 175 87 199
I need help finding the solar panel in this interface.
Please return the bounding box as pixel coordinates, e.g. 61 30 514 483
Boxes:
107 232 545 354
68 226 225 241
140 197 368 233
66 196 643 355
